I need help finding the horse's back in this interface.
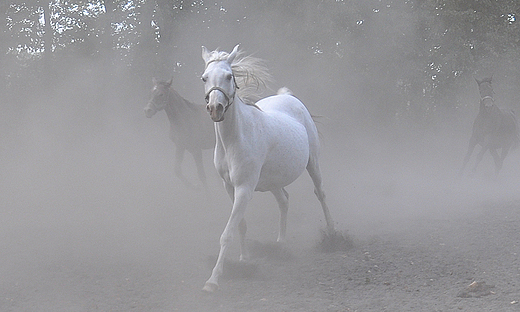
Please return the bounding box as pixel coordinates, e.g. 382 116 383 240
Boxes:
258 94 319 138
474 105 520 149
257 94 311 123
257 93 321 161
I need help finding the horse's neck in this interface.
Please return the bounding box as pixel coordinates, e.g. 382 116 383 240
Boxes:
164 90 193 123
477 98 503 133
215 97 261 145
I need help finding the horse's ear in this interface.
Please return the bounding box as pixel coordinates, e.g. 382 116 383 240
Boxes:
202 46 211 63
227 44 239 64
166 77 173 87
475 78 481 85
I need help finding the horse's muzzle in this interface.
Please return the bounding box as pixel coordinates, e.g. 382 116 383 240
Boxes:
207 103 225 122
144 105 156 118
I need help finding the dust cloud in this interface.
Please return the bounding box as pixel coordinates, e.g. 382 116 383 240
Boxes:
1 1 520 310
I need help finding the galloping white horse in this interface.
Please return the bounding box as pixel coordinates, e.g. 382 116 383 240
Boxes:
201 45 334 292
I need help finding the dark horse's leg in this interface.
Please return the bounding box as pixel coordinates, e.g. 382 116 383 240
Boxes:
460 137 477 175
190 148 209 191
173 146 197 189
492 145 511 176
489 148 502 176
500 145 511 170
472 144 489 174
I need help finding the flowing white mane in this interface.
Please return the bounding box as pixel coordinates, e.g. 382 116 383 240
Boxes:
205 49 272 104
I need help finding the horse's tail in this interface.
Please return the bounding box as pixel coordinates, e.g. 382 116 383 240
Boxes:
280 87 326 142
276 87 324 123
277 87 293 96
510 110 520 150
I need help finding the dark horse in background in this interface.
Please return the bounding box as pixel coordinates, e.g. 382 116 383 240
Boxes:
460 77 519 176
144 78 215 189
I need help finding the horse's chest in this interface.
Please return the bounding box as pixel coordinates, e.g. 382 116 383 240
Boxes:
218 137 308 191
215 155 231 183
215 114 309 190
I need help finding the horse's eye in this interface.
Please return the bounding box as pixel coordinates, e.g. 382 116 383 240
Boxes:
226 74 232 81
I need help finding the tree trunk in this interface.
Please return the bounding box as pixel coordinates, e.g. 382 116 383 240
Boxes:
37 0 54 84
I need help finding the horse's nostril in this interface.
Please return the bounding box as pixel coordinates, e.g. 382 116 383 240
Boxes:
144 107 155 117
206 104 211 112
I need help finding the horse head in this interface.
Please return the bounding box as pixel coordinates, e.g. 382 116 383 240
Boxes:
201 45 239 122
475 76 494 105
144 78 173 118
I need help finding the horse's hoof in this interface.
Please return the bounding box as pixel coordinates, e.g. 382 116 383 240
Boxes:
276 235 286 243
202 282 218 293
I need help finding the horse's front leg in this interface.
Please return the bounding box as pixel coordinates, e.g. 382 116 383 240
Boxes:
223 182 248 261
494 146 510 176
460 137 477 175
203 185 253 292
501 145 511 166
173 146 196 189
489 148 502 176
472 145 488 174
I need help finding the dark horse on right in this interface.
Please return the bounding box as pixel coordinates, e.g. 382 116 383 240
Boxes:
460 77 519 176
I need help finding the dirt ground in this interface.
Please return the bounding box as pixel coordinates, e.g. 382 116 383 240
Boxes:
2 125 520 312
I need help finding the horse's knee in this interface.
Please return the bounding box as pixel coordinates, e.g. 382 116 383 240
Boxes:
314 187 326 201
219 231 233 246
238 219 247 236
282 188 289 200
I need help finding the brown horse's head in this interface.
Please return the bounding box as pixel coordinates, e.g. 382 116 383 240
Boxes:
144 78 173 118
475 76 494 102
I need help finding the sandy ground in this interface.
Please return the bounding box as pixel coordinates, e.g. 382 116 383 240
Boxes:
2 124 520 312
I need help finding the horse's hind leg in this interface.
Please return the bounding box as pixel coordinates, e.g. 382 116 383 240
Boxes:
271 188 289 243
307 159 334 232
238 218 248 261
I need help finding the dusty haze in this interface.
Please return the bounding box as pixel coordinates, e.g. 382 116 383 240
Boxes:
1 1 520 311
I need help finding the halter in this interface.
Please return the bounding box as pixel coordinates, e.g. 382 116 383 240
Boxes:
149 86 172 109
204 61 240 113
480 95 495 104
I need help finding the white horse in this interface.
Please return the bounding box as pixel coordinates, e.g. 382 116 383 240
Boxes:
201 45 334 292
